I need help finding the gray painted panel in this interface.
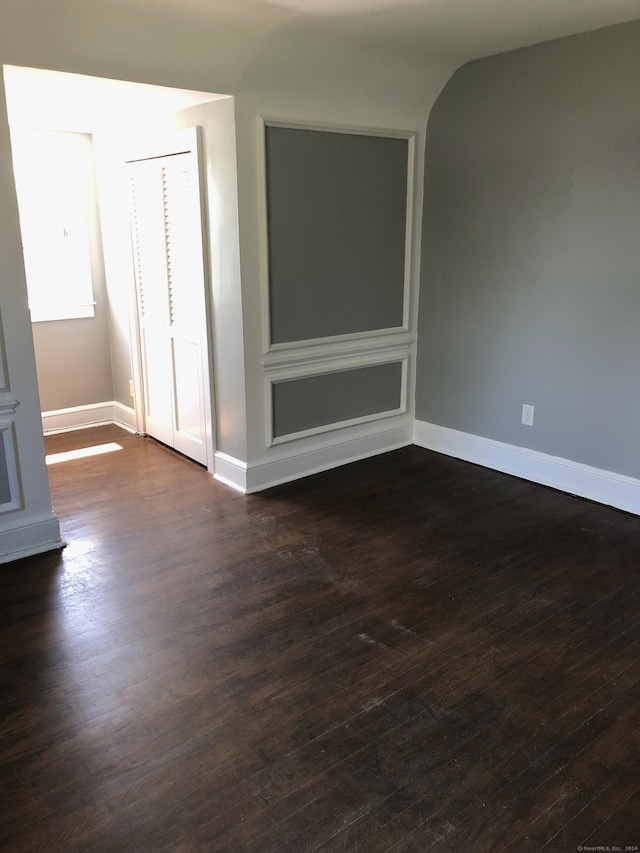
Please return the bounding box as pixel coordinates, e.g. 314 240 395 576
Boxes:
0 439 10 506
266 126 408 343
273 361 403 438
416 22 640 479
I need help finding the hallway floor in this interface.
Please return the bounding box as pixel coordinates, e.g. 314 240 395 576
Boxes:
1 425 639 851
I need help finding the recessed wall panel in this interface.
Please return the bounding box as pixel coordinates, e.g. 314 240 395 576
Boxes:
266 126 408 344
0 311 7 392
0 440 10 506
272 361 403 439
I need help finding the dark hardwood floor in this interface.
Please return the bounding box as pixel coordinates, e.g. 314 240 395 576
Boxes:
1 425 639 851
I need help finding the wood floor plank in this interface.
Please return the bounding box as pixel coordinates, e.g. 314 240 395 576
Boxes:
1 426 639 851
580 780 640 848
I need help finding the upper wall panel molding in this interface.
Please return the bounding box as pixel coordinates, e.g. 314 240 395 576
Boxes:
258 117 416 355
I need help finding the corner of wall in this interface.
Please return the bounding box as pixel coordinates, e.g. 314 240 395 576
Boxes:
414 419 640 517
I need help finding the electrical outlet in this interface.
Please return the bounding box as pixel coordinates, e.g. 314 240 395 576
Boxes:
129 379 134 398
521 404 534 426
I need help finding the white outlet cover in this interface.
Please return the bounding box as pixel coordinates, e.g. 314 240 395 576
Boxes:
522 404 535 426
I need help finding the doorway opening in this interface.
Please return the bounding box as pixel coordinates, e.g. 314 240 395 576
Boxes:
2 66 236 496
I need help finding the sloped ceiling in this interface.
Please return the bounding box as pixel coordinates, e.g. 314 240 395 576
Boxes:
138 0 640 65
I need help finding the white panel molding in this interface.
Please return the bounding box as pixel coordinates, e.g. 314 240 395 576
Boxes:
213 451 248 493
247 419 413 493
262 331 413 369
402 131 416 333
42 402 137 435
262 116 419 138
0 511 64 564
257 117 416 356
250 115 420 486
414 420 640 517
0 419 23 513
264 348 411 381
0 399 19 415
265 351 409 447
256 115 272 356
266 326 411 357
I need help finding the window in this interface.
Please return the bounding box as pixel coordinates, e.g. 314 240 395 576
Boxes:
10 129 96 322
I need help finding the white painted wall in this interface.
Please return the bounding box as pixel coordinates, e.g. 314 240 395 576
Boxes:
167 99 247 463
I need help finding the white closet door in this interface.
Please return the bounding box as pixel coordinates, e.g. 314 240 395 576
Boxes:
128 138 209 466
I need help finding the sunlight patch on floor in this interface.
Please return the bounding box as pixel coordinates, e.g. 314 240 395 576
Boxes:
46 442 123 465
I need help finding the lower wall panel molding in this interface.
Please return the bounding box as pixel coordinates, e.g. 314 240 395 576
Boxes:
414 420 640 517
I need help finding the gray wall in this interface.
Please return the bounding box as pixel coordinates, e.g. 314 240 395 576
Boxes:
266 126 408 343
416 21 640 479
273 361 403 438
28 132 114 412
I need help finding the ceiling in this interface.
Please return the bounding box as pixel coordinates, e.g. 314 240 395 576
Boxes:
144 0 640 66
2 0 639 132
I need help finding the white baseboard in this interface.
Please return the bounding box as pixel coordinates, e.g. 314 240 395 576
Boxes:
213 422 413 495
42 402 137 435
39 405 640 515
113 402 137 433
414 420 640 516
213 451 248 493
246 422 413 493
0 511 64 565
